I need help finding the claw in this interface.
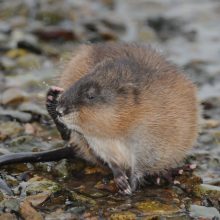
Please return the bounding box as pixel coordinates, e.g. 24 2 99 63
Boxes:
173 180 180 185
48 95 53 101
51 86 64 92
190 164 196 169
124 188 132 195
156 177 160 184
179 169 183 174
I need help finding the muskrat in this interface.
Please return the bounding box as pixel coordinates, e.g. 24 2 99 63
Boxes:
0 42 199 195
46 42 200 194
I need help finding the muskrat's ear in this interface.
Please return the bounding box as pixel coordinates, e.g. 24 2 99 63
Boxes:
117 83 139 96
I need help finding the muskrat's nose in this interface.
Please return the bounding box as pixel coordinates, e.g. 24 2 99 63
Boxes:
56 106 66 117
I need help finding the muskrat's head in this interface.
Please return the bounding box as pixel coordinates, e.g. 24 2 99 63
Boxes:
56 59 141 137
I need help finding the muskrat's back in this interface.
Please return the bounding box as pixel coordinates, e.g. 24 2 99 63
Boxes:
55 42 199 193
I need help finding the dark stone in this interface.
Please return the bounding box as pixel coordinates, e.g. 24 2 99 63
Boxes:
17 40 42 55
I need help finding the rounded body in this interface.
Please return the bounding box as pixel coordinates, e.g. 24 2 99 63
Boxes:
56 42 200 181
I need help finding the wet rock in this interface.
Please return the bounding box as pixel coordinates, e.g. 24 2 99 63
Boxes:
73 158 86 172
45 195 66 208
147 16 181 40
54 159 76 178
174 172 203 191
19 201 44 220
36 10 65 25
0 213 17 220
0 121 23 141
99 28 117 42
66 206 86 215
4 163 29 173
95 180 118 193
18 102 48 116
186 204 220 218
84 166 102 174
184 61 211 87
18 171 35 182
1 88 29 105
101 16 126 31
25 181 62 195
192 184 220 199
0 110 32 123
0 22 12 35
103 211 111 217
16 54 42 69
70 191 96 205
134 200 180 216
8 16 27 28
9 136 46 153
45 208 78 220
4 199 20 213
82 212 92 218
0 57 16 71
138 26 157 43
4 73 38 88
87 191 109 198
200 119 220 128
199 134 214 144
33 28 76 42
110 211 137 220
0 33 8 44
208 158 220 168
24 123 38 135
26 175 44 182
40 43 59 56
6 49 28 59
202 97 220 109
17 40 42 55
4 175 19 187
27 190 52 206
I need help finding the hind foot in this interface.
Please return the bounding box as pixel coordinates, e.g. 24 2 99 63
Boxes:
157 164 197 185
46 87 70 141
109 162 132 195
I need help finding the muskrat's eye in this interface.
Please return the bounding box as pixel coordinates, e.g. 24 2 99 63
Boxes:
87 96 94 100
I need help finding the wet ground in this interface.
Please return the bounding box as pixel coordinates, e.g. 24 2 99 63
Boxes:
0 0 220 219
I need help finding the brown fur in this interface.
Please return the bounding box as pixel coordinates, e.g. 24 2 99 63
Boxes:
56 42 200 181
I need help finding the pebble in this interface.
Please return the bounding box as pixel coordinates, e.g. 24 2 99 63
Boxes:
0 57 16 71
0 110 32 123
95 180 118 193
16 54 42 69
6 49 28 59
200 119 220 128
18 101 48 116
0 213 17 220
3 199 20 213
45 208 78 220
0 22 12 34
54 159 76 178
192 184 220 199
26 190 52 206
25 181 62 195
84 166 102 174
0 121 23 141
19 201 44 220
1 88 29 105
17 40 42 55
187 204 220 218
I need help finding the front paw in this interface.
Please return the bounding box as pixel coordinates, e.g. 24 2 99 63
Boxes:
46 86 64 119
